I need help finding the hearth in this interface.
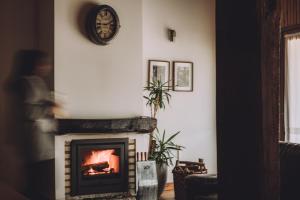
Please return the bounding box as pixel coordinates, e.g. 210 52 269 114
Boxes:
70 138 128 196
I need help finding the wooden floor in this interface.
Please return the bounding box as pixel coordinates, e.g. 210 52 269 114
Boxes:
160 183 175 200
160 190 175 200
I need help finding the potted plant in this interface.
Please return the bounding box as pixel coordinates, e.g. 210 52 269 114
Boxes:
144 80 184 196
150 129 184 197
143 80 171 152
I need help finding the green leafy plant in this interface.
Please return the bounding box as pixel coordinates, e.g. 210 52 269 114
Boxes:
143 80 171 118
150 129 184 166
144 80 172 152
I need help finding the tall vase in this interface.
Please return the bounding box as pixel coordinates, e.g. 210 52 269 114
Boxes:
156 163 168 197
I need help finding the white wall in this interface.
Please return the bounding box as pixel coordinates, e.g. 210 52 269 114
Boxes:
55 0 143 118
54 0 216 192
54 1 145 199
142 0 217 182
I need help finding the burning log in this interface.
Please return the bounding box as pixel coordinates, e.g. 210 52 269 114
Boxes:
81 161 109 172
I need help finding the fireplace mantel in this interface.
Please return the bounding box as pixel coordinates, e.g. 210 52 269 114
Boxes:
56 116 157 135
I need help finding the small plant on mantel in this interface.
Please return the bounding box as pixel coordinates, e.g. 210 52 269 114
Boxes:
143 80 171 152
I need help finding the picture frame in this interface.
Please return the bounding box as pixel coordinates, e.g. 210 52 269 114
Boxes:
148 60 170 87
173 61 193 92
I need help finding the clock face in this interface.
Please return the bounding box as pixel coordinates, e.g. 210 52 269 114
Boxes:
86 5 120 45
96 9 116 39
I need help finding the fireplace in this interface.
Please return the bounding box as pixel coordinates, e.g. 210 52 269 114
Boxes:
70 138 129 196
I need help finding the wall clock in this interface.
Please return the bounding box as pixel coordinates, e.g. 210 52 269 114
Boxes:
86 5 120 45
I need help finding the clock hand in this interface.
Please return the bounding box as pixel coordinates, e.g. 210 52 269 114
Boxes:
102 22 114 26
97 20 113 25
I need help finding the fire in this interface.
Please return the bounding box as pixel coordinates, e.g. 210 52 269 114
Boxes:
81 149 120 176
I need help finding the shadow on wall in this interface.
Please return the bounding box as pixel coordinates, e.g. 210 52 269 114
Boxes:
76 2 98 41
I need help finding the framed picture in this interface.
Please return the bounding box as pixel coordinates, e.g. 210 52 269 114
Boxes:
173 61 193 92
148 60 170 86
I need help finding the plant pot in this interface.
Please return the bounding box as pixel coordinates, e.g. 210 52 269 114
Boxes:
156 163 168 197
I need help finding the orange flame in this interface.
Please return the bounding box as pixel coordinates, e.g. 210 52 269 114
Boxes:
82 149 120 175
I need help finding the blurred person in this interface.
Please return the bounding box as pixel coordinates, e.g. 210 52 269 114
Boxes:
5 50 57 200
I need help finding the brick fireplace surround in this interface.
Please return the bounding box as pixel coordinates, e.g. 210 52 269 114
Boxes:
55 117 156 200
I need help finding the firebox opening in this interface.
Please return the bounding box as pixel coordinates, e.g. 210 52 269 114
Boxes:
81 148 121 177
71 138 129 196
